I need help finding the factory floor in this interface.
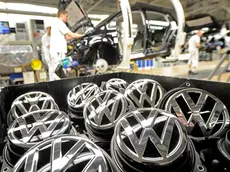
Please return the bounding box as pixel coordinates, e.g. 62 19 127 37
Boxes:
129 60 229 83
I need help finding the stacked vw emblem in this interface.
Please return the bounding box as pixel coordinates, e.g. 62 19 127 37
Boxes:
8 92 59 126
161 88 230 140
111 108 206 172
12 135 118 172
125 79 165 109
67 83 101 121
3 110 76 170
106 78 128 94
84 90 127 147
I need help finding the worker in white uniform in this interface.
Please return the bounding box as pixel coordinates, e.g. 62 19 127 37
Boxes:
188 30 204 75
50 9 84 81
41 26 52 80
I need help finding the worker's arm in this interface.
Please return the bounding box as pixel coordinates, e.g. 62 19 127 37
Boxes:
66 31 84 39
196 36 201 49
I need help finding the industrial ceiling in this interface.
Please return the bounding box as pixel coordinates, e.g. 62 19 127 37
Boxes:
2 0 230 21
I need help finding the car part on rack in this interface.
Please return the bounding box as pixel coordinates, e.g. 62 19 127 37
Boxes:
124 79 165 109
111 108 206 172
94 58 109 73
84 90 127 149
106 78 128 94
12 135 118 172
162 88 230 141
67 83 100 128
8 91 59 126
2 110 77 170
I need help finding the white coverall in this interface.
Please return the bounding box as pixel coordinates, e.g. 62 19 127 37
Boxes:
41 33 52 80
50 19 71 81
188 34 200 68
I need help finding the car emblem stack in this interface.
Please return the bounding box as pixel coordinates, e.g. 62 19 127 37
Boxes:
8 92 59 126
84 90 127 148
67 83 101 127
12 135 117 172
106 78 128 94
160 88 230 140
4 110 74 168
111 108 206 172
125 79 166 109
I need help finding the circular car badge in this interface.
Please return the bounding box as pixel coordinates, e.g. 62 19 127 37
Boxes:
10 92 59 120
125 79 165 109
164 88 230 140
8 110 70 148
106 78 128 94
113 108 187 165
12 135 111 172
84 90 128 130
67 83 100 110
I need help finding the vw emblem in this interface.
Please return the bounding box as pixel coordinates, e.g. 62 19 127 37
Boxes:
125 79 165 109
114 108 187 164
12 135 110 172
8 110 70 148
163 88 230 140
106 78 128 94
67 83 100 109
10 92 59 120
84 90 128 130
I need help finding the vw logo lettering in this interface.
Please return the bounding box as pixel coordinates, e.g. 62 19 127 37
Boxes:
67 83 100 109
125 79 165 109
10 92 59 119
106 78 128 94
164 88 230 139
114 108 187 164
8 110 70 148
84 90 128 130
12 135 109 172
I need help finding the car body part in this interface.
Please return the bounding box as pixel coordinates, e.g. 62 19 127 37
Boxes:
60 0 179 67
2 110 77 170
8 91 59 126
162 88 230 141
84 90 127 148
106 78 128 94
124 79 165 109
94 58 109 73
12 135 118 172
111 108 206 172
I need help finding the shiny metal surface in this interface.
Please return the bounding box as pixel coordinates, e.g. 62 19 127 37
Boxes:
124 79 165 108
106 78 128 94
8 110 70 148
114 108 187 164
10 92 59 119
12 135 109 172
67 83 100 109
164 88 230 139
84 90 127 130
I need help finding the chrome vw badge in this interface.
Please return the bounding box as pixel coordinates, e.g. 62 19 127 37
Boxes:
125 79 165 109
10 92 59 120
106 78 128 94
163 88 230 139
8 110 70 148
67 83 100 110
84 90 127 130
12 135 109 172
114 108 187 164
